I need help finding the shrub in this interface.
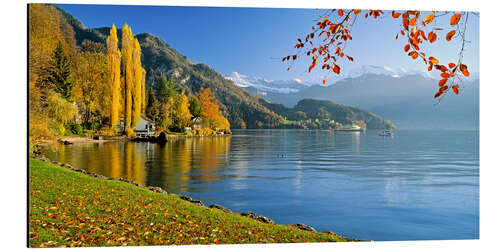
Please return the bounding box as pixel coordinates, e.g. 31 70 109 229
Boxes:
99 127 116 137
83 121 101 131
71 124 83 135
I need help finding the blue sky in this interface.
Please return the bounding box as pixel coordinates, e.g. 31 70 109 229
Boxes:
58 4 479 82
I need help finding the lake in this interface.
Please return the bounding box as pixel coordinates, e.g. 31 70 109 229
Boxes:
40 129 479 241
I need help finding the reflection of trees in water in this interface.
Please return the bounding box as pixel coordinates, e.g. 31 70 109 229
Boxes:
144 137 231 193
40 137 231 194
196 137 231 184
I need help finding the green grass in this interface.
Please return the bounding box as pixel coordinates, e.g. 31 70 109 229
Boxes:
29 159 350 247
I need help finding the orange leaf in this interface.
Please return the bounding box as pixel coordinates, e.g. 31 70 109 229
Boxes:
409 17 417 26
446 30 456 41
428 31 437 43
404 44 410 52
452 85 459 95
459 64 470 77
429 56 439 64
438 78 448 86
323 77 327 84
338 9 344 17
308 57 317 72
434 91 443 98
448 63 456 69
392 11 401 18
403 18 409 30
354 9 362 15
450 13 462 26
333 64 340 74
425 14 434 24
408 51 418 59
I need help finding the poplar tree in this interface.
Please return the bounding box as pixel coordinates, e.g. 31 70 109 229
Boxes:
106 24 121 130
141 68 146 114
121 24 134 131
131 38 142 127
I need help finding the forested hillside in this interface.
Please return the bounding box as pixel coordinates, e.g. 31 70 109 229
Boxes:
55 5 284 129
262 99 395 129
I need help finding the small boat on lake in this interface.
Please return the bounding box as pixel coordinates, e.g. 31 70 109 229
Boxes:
334 124 365 132
379 130 393 136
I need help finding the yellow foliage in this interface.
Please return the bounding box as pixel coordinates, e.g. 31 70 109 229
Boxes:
197 87 221 129
131 38 143 127
121 24 134 130
46 92 78 124
124 127 136 137
174 91 192 130
106 24 121 129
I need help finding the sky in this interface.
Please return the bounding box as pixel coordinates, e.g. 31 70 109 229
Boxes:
58 4 479 82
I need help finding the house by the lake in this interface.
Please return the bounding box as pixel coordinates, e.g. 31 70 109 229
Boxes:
116 115 156 137
191 117 203 130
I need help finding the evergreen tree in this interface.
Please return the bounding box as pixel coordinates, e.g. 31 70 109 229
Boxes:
156 75 179 103
49 42 73 100
188 95 202 118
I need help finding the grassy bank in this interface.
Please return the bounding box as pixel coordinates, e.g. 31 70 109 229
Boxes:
29 159 350 247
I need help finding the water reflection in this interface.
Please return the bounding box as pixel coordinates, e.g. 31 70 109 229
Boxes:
42 136 231 193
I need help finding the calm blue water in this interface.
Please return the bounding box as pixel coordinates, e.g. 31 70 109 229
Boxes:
41 129 479 241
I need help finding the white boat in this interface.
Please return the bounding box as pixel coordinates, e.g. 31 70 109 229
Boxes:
379 119 394 136
379 130 393 136
334 124 365 132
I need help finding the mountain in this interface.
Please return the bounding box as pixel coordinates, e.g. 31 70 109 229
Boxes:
54 5 397 129
56 6 288 129
261 99 396 129
231 68 479 130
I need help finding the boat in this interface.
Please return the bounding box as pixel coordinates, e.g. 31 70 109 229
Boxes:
379 118 393 136
334 124 365 132
378 130 393 136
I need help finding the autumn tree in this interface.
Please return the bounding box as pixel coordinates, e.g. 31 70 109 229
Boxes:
71 44 110 123
173 91 192 131
131 38 143 127
106 24 121 130
158 97 175 131
121 24 134 131
283 9 475 99
197 87 222 129
141 68 146 114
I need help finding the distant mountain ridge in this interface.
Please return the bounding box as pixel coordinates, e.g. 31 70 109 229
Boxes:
237 71 479 130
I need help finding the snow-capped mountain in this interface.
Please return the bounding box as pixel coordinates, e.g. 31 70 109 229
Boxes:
344 65 439 79
225 66 478 96
225 72 309 95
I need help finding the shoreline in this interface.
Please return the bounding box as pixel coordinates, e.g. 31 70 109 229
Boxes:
38 133 232 145
30 152 358 243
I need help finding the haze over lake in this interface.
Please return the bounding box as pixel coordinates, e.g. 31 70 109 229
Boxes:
41 129 479 241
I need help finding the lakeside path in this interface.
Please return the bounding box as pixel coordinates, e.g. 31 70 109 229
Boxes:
29 159 352 247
